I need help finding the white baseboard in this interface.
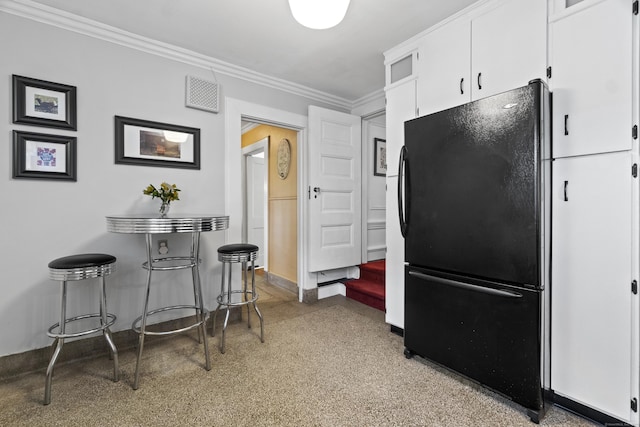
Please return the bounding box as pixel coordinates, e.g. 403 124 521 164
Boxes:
318 282 346 299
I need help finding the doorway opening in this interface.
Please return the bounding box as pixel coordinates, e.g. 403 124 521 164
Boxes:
242 135 268 271
241 122 299 295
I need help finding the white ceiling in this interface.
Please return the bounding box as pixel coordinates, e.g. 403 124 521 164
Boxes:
27 0 478 102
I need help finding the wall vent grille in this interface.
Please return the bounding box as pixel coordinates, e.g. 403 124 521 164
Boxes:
185 75 219 113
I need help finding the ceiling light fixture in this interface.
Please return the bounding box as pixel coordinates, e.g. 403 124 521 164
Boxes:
288 0 351 30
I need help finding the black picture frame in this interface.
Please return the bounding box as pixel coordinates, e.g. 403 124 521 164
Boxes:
374 137 387 176
13 130 77 181
114 116 201 169
12 75 77 130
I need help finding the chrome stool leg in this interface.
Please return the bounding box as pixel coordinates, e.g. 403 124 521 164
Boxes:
100 275 119 381
220 261 233 354
243 261 251 329
250 260 264 343
44 280 67 405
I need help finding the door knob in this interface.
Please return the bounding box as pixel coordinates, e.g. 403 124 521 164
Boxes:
313 187 321 198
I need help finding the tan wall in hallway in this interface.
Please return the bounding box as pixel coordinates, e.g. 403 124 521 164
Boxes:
242 125 298 283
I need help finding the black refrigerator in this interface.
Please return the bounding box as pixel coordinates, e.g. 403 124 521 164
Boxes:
399 80 551 423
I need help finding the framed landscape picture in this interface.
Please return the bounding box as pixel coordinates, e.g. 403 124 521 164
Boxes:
12 75 77 130
114 116 201 169
13 130 77 181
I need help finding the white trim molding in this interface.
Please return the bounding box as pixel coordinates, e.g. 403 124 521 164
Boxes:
0 0 370 111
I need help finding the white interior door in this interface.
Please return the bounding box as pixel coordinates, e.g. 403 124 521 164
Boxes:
308 106 362 272
247 154 265 267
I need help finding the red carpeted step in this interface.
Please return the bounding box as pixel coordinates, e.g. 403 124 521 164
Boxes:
344 260 386 311
344 277 385 312
359 260 385 283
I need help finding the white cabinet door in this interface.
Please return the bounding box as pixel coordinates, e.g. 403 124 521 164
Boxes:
386 80 417 177
550 0 632 158
417 17 471 116
384 79 417 329
471 0 547 99
385 175 404 329
418 0 546 115
551 152 632 422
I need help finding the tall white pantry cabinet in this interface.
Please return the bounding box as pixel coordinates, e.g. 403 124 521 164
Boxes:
384 0 640 424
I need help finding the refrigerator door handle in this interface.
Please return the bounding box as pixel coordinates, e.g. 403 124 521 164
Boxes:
408 270 524 298
398 146 409 237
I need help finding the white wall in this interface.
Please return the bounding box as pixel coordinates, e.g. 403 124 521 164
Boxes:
0 10 344 357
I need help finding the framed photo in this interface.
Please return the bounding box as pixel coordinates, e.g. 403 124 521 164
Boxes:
13 131 77 181
115 116 201 169
373 138 387 176
13 75 77 130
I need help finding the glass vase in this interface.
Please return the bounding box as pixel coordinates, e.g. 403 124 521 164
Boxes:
159 201 170 217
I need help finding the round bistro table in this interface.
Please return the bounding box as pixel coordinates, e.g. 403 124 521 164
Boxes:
106 213 229 389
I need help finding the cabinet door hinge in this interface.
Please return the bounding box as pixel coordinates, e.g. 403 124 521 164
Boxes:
633 1 638 15
416 107 419 118
632 280 638 295
633 125 638 139
632 397 638 412
633 164 638 178
546 66 552 79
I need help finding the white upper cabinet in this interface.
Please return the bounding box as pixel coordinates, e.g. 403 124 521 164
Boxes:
418 0 547 116
471 0 547 97
550 0 633 158
417 17 472 116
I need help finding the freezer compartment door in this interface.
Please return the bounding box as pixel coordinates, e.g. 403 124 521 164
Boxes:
404 266 543 411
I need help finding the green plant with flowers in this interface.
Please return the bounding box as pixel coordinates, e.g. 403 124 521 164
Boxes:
143 182 181 204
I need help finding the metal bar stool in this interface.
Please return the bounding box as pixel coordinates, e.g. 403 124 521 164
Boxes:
212 244 264 353
44 253 118 405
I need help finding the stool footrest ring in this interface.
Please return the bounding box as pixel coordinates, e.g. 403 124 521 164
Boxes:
47 313 116 339
142 256 199 271
132 305 210 336
216 290 259 307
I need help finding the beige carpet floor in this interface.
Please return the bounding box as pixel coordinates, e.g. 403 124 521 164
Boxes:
0 277 596 426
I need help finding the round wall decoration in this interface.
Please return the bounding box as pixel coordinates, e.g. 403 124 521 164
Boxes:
277 138 291 179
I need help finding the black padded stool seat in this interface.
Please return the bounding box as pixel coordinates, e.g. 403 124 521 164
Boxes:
44 253 118 405
213 243 263 353
49 253 116 270
217 244 259 263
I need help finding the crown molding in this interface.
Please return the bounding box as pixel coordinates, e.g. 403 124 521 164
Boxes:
352 88 385 113
0 0 355 110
